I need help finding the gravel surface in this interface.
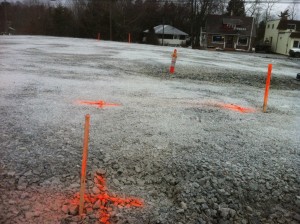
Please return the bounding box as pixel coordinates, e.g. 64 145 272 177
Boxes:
0 36 299 224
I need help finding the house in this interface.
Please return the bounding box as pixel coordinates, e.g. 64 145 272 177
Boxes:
264 19 300 55
143 25 189 46
205 15 256 51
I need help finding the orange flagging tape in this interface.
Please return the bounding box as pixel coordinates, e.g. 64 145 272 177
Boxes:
72 174 144 224
77 100 121 108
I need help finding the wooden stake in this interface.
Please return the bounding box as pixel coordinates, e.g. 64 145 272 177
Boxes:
97 33 100 41
128 33 131 43
79 114 90 215
263 64 273 113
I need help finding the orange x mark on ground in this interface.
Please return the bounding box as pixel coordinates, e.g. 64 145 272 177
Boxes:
72 174 144 224
77 100 121 108
216 103 255 113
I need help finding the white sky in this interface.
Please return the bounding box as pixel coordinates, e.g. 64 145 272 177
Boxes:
258 2 300 20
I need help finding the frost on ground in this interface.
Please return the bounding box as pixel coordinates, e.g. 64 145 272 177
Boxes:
0 36 299 224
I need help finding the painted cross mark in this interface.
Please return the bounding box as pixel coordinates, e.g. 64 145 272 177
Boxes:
216 103 255 113
196 102 255 113
77 100 121 108
72 174 143 224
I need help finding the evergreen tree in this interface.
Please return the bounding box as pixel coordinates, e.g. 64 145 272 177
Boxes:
256 20 266 42
226 0 246 16
145 27 159 45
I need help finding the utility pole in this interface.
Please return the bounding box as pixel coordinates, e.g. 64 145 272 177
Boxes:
190 0 194 48
162 17 165 46
109 0 112 41
4 0 7 34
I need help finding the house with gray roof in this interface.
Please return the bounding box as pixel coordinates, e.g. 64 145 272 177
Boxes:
143 25 189 46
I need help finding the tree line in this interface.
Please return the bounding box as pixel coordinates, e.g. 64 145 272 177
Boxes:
0 0 297 46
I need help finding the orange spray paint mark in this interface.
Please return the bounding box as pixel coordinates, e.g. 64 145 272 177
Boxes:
208 102 255 113
77 100 120 108
73 174 143 224
219 103 255 113
263 64 273 113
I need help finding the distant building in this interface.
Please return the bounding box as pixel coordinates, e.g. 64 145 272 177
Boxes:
204 15 256 51
264 19 300 55
143 25 189 46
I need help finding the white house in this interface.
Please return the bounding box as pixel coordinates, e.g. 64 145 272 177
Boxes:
143 25 189 46
264 19 300 55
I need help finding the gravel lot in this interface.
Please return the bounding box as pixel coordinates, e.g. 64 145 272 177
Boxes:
0 36 299 224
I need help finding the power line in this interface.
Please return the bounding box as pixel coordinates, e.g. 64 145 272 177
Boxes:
44 0 300 3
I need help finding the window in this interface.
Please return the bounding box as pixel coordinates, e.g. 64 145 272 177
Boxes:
238 36 248 46
270 37 273 44
163 34 173 39
287 24 296 30
293 40 300 48
272 24 274 29
267 24 270 28
212 35 224 43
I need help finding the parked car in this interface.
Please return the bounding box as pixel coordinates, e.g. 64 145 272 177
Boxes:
289 48 300 57
255 40 271 53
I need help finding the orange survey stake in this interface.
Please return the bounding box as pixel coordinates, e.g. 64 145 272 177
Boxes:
79 114 90 215
263 64 273 113
169 49 177 74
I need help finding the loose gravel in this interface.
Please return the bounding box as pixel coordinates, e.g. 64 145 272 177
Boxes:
0 36 299 224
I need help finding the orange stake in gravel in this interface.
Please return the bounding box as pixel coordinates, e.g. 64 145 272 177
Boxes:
79 114 90 215
169 49 177 74
263 64 273 113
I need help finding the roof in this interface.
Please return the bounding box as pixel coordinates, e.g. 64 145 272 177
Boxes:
223 18 243 26
290 32 300 38
144 25 188 36
277 19 300 31
206 14 256 37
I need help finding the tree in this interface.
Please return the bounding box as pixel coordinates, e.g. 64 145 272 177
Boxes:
278 9 289 20
263 0 278 22
189 0 225 48
52 5 75 36
256 20 266 42
286 0 297 20
245 0 261 17
145 27 159 45
225 0 245 16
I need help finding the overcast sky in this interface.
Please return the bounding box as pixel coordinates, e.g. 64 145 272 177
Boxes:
260 1 300 20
